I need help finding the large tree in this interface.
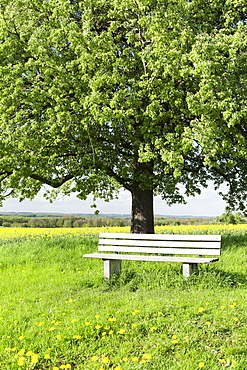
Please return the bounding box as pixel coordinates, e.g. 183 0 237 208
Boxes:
0 0 247 233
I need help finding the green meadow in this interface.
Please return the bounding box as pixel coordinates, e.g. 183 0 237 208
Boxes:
0 231 247 369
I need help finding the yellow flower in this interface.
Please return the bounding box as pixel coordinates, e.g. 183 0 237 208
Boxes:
91 356 98 362
122 357 128 361
132 357 139 362
18 336 24 340
172 340 178 344
18 349 25 356
26 351 34 356
142 354 152 360
131 323 137 328
49 327 55 331
102 356 109 364
95 325 101 330
73 335 82 340
115 367 122 370
95 314 100 319
233 317 239 321
31 354 39 364
219 359 226 364
172 335 177 339
44 354 51 359
118 329 125 334
56 335 62 339
150 326 157 332
85 322 92 326
53 367 59 370
108 317 116 322
198 307 204 313
198 362 205 368
205 321 211 326
17 357 25 366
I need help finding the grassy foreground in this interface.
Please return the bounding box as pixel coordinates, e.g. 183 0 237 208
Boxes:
0 227 247 369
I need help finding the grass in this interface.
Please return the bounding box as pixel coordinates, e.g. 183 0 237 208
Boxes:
0 228 247 369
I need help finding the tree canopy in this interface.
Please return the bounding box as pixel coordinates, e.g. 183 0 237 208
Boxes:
0 0 247 232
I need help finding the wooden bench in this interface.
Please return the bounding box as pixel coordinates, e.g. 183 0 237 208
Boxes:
83 232 221 278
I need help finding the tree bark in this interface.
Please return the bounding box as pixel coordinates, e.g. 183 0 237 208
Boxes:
130 185 154 234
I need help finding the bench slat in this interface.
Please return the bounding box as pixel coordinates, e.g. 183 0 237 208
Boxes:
84 253 219 264
99 239 221 249
99 233 221 241
98 245 221 256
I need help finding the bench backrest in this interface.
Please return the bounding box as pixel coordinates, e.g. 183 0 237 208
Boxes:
98 233 221 257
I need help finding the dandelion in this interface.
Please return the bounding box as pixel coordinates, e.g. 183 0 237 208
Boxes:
49 327 55 331
73 335 82 340
53 367 59 370
85 322 92 326
198 307 204 313
198 362 205 368
17 357 25 366
108 317 116 322
172 335 177 339
205 321 211 326
26 351 34 356
150 326 157 332
31 354 39 364
18 336 24 340
44 354 51 359
233 317 239 321
142 354 152 360
102 356 109 364
118 329 125 334
122 357 128 361
95 325 101 330
131 323 137 328
109 330 113 334
71 319 77 323
132 310 139 315
172 340 178 344
115 367 122 370
95 314 100 319
219 359 226 364
91 356 98 362
18 349 25 356
132 357 139 362
56 335 62 339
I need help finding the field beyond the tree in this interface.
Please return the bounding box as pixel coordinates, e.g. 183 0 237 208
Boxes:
0 225 247 369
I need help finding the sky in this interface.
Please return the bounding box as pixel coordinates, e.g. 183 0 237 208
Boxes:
0 182 227 217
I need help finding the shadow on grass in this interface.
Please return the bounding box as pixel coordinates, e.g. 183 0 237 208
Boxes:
101 262 247 292
222 233 247 251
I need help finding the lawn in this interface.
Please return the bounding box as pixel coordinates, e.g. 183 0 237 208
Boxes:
0 226 246 369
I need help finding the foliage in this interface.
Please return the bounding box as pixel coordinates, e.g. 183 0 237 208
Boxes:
0 213 216 228
215 211 247 225
0 228 247 368
0 0 247 232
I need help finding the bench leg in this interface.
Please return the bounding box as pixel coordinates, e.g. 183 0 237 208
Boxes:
104 260 122 279
182 263 198 278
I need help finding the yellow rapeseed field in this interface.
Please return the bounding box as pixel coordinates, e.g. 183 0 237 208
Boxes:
0 224 247 241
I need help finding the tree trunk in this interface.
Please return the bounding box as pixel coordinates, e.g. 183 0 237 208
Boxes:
130 185 154 234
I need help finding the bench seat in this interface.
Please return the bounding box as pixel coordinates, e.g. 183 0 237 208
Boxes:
83 232 221 278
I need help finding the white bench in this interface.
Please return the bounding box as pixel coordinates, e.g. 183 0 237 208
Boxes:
83 232 221 278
